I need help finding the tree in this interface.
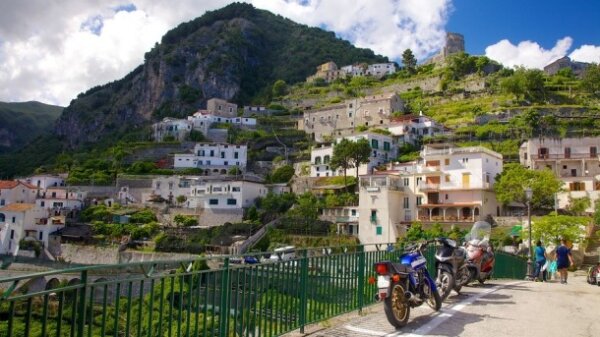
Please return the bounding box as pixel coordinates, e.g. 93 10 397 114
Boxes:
500 67 545 102
350 138 372 179
494 163 563 209
330 139 354 191
532 214 588 244
288 192 320 229
228 166 242 175
402 49 417 74
176 195 187 207
272 79 288 97
270 165 295 183
566 195 591 215
581 63 600 96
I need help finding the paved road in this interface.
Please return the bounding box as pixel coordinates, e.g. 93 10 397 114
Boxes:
284 272 600 337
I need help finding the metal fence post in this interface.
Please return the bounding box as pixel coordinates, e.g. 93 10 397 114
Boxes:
77 270 88 337
219 257 230 337
299 249 309 333
357 245 365 314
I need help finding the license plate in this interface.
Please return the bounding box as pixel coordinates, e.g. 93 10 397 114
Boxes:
377 275 390 301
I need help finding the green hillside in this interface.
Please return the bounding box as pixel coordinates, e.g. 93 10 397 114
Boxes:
0 101 63 153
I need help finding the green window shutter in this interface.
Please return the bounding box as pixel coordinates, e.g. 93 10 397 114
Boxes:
384 141 390 151
376 226 383 235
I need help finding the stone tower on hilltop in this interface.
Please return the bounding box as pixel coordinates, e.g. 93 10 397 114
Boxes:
442 33 465 57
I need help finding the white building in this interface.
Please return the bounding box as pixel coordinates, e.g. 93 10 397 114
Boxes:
387 112 450 145
152 118 193 142
0 203 63 255
310 132 398 177
189 177 269 209
366 63 396 78
187 111 256 136
20 174 66 191
520 137 600 213
0 180 37 206
174 143 248 174
357 144 503 248
145 176 192 205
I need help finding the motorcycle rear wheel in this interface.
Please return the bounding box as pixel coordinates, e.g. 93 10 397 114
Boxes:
436 270 454 301
384 282 410 328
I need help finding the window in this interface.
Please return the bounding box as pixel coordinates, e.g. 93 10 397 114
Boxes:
41 201 45 207
12 217 16 223
462 158 468 163
524 152 528 160
445 175 450 182
234 152 239 159
371 139 379 149
209 199 219 205
445 194 448 200
168 182 173 190
156 182 161 189
416 177 422 186
403 197 409 209
324 155 330 164
376 226 383 235
486 174 490 183
416 197 422 206
227 198 237 205
315 156 322 165
51 192 56 198
348 112 353 117
0 199 4 206
39 232 43 241
444 158 450 166
210 150 215 157
224 161 228 166
221 152 225 158
383 141 390 151
351 209 357 216
232 187 241 192
591 147 597 158
10 230 14 239
403 178 409 186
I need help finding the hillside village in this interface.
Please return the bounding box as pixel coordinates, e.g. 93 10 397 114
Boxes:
1 32 600 266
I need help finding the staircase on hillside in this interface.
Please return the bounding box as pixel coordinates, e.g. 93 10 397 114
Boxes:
584 225 600 265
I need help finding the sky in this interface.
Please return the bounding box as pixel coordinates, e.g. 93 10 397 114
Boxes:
0 0 598 106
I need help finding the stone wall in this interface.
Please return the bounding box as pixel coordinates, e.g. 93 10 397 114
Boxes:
56 243 199 265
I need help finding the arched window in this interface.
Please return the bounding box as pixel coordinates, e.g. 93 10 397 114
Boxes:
315 156 322 165
324 155 330 164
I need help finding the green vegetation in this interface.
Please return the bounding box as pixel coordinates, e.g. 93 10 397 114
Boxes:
531 214 589 244
0 101 63 154
269 164 295 183
494 163 563 209
401 49 417 74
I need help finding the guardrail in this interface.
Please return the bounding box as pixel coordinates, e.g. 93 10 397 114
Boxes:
0 244 526 337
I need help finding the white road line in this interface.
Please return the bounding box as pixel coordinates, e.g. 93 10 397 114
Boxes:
343 281 525 337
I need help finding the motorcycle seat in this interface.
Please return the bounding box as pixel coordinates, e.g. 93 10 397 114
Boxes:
390 262 413 275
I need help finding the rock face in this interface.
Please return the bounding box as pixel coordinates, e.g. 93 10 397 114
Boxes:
54 3 389 149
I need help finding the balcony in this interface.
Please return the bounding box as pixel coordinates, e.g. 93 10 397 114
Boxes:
360 176 405 192
336 216 358 223
532 153 598 160
419 183 440 191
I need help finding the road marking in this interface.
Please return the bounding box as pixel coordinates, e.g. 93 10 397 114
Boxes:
343 281 525 337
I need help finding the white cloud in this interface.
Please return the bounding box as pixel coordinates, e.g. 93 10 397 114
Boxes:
0 0 452 106
485 37 573 69
570 45 600 64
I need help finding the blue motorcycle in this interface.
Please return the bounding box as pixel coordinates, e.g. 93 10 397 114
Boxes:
372 240 442 328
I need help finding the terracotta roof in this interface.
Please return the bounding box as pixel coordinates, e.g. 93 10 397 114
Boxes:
20 182 37 189
0 203 36 212
0 180 19 189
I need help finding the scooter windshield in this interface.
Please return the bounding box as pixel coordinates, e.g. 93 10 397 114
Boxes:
466 221 491 241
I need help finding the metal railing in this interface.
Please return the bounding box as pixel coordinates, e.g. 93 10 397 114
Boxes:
0 244 526 337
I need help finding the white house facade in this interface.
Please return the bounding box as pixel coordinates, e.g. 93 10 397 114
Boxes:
0 180 37 207
520 137 600 213
387 112 450 145
174 143 248 173
310 132 398 177
189 178 268 209
153 118 193 142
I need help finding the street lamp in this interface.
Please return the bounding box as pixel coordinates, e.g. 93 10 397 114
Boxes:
525 187 533 279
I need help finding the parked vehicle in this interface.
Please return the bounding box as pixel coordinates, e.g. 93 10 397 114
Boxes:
371 240 442 328
464 221 495 284
434 237 470 301
587 263 600 286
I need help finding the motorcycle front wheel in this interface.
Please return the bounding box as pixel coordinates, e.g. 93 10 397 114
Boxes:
423 278 442 311
436 270 454 301
384 281 410 328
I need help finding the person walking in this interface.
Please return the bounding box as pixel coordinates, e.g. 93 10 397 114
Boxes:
533 240 547 282
556 239 574 284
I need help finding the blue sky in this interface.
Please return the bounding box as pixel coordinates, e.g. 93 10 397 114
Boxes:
447 0 600 56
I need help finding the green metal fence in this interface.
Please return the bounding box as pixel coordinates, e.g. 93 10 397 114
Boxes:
0 244 526 337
